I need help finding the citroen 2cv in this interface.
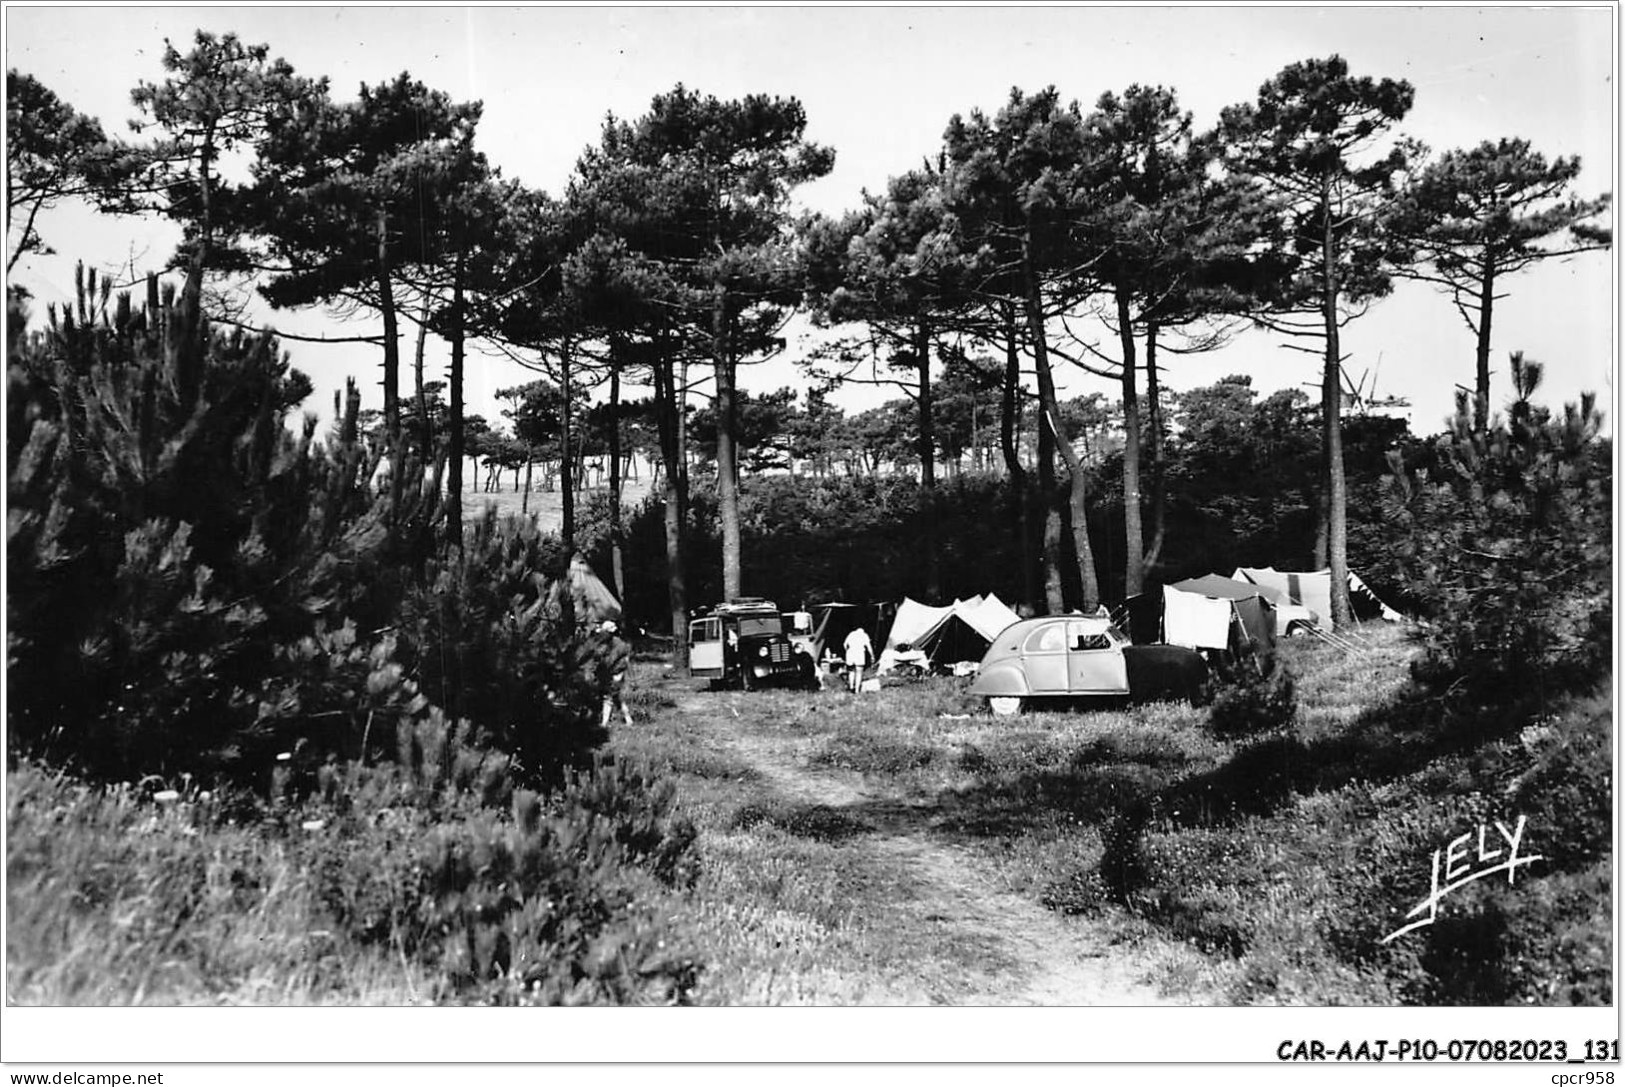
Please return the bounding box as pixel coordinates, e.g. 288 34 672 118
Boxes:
968 614 1208 715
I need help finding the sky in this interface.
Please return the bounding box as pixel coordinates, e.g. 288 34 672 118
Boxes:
5 4 1617 441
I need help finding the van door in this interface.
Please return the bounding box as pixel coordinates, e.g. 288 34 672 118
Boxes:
689 617 724 677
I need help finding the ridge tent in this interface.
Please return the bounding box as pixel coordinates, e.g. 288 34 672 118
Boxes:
1216 574 1319 636
883 593 1022 667
545 554 622 626
1169 576 1277 652
1232 567 1331 629
1234 567 1403 626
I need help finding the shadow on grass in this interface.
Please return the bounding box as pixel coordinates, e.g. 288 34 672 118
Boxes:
937 678 1519 844
728 800 876 844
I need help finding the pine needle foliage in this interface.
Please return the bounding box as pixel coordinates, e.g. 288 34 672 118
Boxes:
7 268 616 785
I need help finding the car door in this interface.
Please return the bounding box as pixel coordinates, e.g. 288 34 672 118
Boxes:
1021 620 1069 692
689 617 723 676
1066 622 1129 694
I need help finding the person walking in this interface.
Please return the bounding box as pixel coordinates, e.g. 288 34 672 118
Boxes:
842 625 874 694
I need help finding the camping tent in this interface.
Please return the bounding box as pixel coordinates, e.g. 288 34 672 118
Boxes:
1234 566 1402 626
1123 579 1275 654
1349 572 1404 622
546 554 623 626
1169 576 1277 651
800 602 894 661
883 593 1022 666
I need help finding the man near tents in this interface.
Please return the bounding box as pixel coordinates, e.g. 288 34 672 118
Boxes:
843 625 874 694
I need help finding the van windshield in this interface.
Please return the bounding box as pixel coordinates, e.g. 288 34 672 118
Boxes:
735 616 783 637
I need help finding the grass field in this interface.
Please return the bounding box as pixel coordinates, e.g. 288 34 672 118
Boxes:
7 622 1610 1005
461 473 655 534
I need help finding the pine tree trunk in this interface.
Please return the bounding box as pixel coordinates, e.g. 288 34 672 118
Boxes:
915 317 940 601
414 302 432 457
376 210 402 522
560 339 575 552
1473 257 1496 436
1143 322 1167 574
654 345 689 668
999 303 1036 612
446 250 465 544
1320 180 1352 627
1024 235 1099 613
713 289 742 600
608 353 626 603
1116 286 1144 598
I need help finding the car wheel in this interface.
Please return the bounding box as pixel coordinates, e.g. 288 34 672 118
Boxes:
987 696 1023 717
1286 622 1310 639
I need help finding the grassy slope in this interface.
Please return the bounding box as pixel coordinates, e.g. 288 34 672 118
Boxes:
7 624 1610 1005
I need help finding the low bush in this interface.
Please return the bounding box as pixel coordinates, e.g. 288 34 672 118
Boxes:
729 800 873 844
305 760 699 1006
1207 646 1297 738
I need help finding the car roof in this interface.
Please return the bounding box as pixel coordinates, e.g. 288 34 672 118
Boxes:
982 614 1115 661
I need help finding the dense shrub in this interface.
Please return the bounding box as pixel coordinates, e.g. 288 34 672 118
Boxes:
1383 357 1611 712
8 272 696 1004
7 275 437 776
395 511 613 786
7 274 618 787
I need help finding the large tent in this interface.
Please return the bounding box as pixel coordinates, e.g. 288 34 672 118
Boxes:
1234 566 1402 626
884 593 1023 665
799 602 894 661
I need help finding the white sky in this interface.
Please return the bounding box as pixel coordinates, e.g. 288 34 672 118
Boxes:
5 4 1617 439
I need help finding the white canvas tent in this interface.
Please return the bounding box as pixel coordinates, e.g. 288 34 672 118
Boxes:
883 593 1022 666
1233 566 1402 627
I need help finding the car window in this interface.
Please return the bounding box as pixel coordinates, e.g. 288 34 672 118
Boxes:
1023 622 1066 653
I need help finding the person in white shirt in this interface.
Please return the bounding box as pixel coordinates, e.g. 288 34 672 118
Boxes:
842 626 874 694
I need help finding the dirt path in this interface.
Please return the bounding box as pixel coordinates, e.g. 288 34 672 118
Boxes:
678 697 1182 1006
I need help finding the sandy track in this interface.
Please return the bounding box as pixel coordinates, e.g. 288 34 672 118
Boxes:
677 697 1182 1006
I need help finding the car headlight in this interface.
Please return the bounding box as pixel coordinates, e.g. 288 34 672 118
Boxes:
757 645 769 657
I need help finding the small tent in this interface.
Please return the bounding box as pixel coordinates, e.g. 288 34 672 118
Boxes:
1349 572 1404 622
1123 579 1275 654
1169 576 1277 652
544 554 623 627
884 593 1022 666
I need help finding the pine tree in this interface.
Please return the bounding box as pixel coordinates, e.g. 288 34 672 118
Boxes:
1219 56 1415 627
1391 138 1612 434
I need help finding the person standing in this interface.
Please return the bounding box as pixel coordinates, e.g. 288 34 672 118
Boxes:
598 619 634 728
842 625 874 694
